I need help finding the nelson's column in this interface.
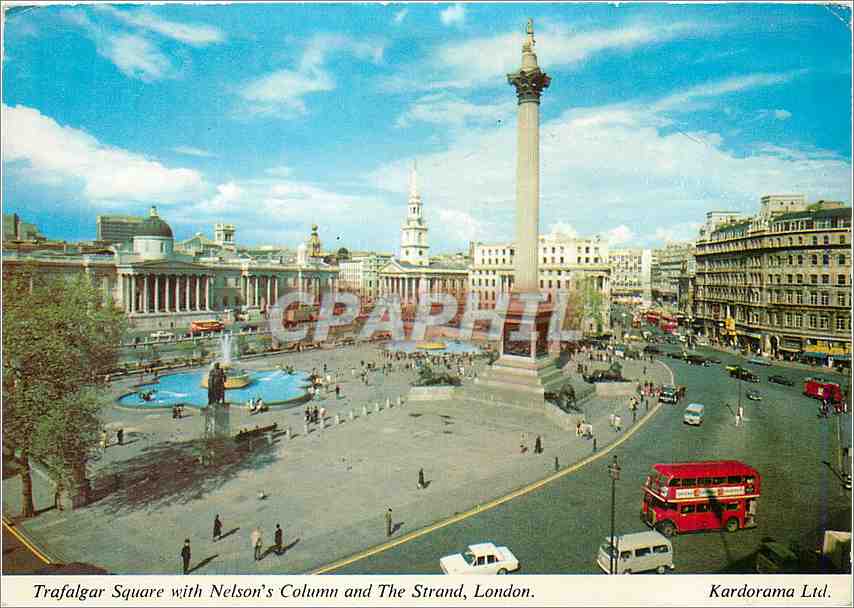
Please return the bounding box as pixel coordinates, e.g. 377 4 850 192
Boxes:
475 19 564 408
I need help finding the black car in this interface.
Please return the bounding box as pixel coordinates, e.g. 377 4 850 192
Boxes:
730 368 759 383
686 355 709 366
643 345 662 355
705 356 722 364
666 351 686 360
768 375 794 387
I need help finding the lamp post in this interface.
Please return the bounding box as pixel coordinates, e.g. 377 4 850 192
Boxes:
608 454 621 574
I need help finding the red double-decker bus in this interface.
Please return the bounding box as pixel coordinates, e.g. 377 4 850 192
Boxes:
641 461 760 537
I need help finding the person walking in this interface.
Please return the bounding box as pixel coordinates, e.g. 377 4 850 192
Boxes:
534 435 543 454
417 468 426 490
213 514 222 542
385 508 393 537
100 430 109 450
181 539 191 574
116 428 124 446
335 384 341 399
251 527 263 561
274 524 283 555
735 404 744 427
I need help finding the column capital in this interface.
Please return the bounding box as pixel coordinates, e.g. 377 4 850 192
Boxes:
507 68 550 104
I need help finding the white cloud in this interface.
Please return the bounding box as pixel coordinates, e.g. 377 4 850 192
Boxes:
440 4 466 27
64 10 176 82
757 108 792 121
173 145 215 158
264 165 294 178
436 208 485 243
366 75 851 251
383 20 700 93
606 225 635 245
653 71 804 112
395 93 513 128
97 6 225 46
3 104 206 204
393 9 408 25
239 34 385 117
546 222 578 239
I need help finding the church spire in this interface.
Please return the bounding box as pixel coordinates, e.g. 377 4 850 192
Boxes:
409 160 419 199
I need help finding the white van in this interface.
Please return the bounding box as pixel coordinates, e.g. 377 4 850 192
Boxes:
598 531 674 574
683 403 705 426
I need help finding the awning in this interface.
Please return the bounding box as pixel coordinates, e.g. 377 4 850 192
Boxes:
832 355 851 362
802 352 828 359
778 346 802 353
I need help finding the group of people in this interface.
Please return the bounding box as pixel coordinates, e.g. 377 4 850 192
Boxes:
304 405 324 425
100 427 124 449
181 516 287 573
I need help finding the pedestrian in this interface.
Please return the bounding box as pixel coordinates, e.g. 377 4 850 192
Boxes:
319 407 326 424
385 508 393 537
417 468 425 490
274 524 283 555
181 539 191 574
100 430 109 450
251 527 263 561
614 415 622 432
735 404 744 426
312 405 319 424
54 482 64 512
213 514 222 542
534 435 543 454
116 428 124 446
335 384 341 399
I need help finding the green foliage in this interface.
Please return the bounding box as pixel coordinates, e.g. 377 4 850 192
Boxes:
2 271 126 510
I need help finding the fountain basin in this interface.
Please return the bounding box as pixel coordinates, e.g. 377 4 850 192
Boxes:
199 365 251 389
118 369 311 409
385 340 480 355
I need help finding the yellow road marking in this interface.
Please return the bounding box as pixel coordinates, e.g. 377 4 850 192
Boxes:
311 373 670 574
2 516 52 565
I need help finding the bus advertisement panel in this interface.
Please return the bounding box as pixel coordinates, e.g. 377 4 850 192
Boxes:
641 460 760 537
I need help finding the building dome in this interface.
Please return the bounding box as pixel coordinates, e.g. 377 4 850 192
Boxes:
137 206 173 238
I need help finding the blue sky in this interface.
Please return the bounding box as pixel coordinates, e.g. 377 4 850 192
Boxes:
2 2 851 253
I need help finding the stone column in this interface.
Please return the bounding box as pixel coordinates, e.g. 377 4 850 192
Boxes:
205 275 211 311
254 276 259 307
154 275 160 312
175 275 182 312
273 275 279 304
165 275 171 312
143 274 150 313
508 21 550 294
266 276 272 308
195 275 201 311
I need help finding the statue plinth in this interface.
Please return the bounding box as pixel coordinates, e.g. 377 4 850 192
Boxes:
475 294 564 409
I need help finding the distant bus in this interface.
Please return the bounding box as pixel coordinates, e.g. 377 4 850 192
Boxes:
190 320 224 335
803 378 843 404
641 460 760 537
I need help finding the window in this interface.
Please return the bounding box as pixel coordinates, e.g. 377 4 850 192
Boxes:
696 504 710 513
682 478 696 486
698 477 711 486
795 313 803 327
841 236 847 245
812 236 818 245
725 503 739 511
475 556 485 566
810 275 818 284
653 545 670 554
635 547 651 557
797 274 804 284
820 317 829 329
838 294 847 307
726 476 742 484
798 255 804 265
808 315 817 328
487 555 497 564
823 235 830 245
620 551 631 560
712 477 725 485
838 255 846 265
821 292 829 306
810 292 818 305
810 255 816 265
839 275 847 286
681 505 695 514
822 274 830 284
823 254 830 266
838 317 847 331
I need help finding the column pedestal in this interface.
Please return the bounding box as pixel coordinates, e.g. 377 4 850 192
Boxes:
475 295 563 409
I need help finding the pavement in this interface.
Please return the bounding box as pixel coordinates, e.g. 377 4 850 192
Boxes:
2 343 671 574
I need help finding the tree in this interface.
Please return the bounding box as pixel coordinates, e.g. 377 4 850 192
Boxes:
2 271 126 516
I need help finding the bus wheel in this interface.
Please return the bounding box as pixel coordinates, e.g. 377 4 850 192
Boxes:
657 565 667 574
725 517 739 532
657 521 676 537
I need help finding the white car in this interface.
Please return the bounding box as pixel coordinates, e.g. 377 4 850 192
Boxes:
439 543 519 574
149 331 174 340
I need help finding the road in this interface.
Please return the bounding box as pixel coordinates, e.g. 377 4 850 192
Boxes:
335 348 851 574
2 519 49 574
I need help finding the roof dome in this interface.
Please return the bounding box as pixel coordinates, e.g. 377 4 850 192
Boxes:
137 206 173 238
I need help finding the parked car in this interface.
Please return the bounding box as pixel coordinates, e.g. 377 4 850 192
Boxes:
749 357 772 366
705 356 722 364
768 375 794 387
643 345 662 355
149 331 174 340
746 389 762 401
440 543 519 575
755 538 800 574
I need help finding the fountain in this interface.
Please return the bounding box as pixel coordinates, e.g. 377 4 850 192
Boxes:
200 332 251 389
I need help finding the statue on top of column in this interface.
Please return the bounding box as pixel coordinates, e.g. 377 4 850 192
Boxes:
524 18 535 50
